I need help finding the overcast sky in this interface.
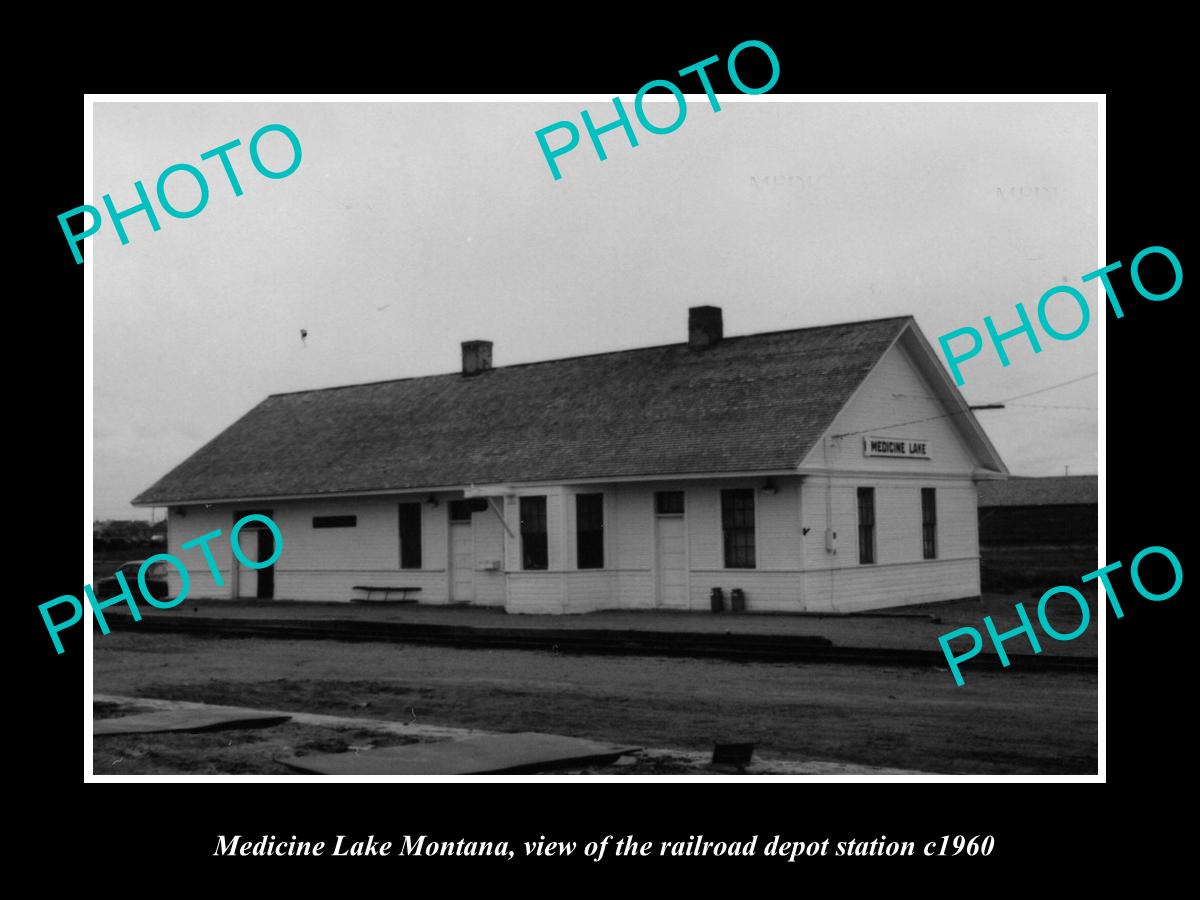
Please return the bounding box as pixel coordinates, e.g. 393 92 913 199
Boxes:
92 100 1098 520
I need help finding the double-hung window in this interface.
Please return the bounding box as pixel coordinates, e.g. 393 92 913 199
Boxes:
520 496 548 570
921 488 937 560
857 487 876 564
576 493 604 569
398 503 422 569
721 489 756 569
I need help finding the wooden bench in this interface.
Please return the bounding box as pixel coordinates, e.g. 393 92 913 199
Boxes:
351 585 423 604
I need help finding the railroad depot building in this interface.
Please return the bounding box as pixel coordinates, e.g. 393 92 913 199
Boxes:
133 308 1008 614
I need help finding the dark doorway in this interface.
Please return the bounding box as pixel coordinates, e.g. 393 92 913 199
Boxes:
257 528 275 599
233 509 275 600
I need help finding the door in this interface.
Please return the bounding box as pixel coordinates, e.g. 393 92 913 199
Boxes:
255 529 275 599
236 555 257 599
450 521 475 602
233 509 275 599
655 513 688 609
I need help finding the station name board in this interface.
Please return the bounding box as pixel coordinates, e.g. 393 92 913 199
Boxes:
863 435 931 459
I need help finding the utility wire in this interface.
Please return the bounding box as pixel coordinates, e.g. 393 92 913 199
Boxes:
833 407 978 439
999 372 1097 403
833 371 1099 439
1006 402 1097 412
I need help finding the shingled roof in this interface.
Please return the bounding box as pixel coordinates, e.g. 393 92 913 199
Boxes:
977 475 1098 508
134 316 914 504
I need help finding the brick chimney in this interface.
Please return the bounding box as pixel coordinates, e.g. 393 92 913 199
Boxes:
461 340 493 376
688 306 723 349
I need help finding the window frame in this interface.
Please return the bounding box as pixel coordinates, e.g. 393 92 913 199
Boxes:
575 493 605 570
312 515 357 529
720 488 757 570
520 496 549 571
655 490 685 516
857 487 876 565
398 502 422 570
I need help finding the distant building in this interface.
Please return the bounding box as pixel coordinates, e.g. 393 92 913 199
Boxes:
134 307 1008 614
977 476 1098 545
93 518 165 550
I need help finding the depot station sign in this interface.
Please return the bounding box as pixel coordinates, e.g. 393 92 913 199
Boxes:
863 435 931 459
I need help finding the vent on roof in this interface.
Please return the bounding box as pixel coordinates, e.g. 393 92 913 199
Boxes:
689 306 723 349
462 340 493 376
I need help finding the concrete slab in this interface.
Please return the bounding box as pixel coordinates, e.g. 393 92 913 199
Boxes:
281 732 638 775
95 708 291 736
95 694 486 742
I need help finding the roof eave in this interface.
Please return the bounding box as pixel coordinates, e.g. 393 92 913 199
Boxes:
131 467 809 507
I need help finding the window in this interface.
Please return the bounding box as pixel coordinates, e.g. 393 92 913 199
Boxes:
857 487 876 564
655 491 685 515
576 493 604 569
520 496 548 570
721 489 756 569
398 503 422 569
921 487 937 560
312 515 356 528
449 498 488 522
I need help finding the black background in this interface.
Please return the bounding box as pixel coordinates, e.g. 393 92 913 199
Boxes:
21 26 1188 883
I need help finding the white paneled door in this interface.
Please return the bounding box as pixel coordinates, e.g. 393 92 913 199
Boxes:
655 515 688 609
450 521 475 603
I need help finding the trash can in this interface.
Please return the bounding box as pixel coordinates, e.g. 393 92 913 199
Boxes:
710 587 725 613
730 588 746 612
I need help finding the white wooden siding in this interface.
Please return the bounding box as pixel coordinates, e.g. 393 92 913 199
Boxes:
503 496 520 572
162 472 978 613
688 572 804 612
787 333 988 612
165 495 457 602
811 340 979 476
564 572 613 613
614 487 653 570
271 499 399 572
506 573 566 614
755 483 803 569
546 490 564 572
798 475 980 611
687 487 722 569
615 571 655 609
802 558 980 613
274 569 450 604
164 505 231 599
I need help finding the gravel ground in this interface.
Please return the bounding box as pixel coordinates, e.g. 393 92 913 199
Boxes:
94 632 1096 775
